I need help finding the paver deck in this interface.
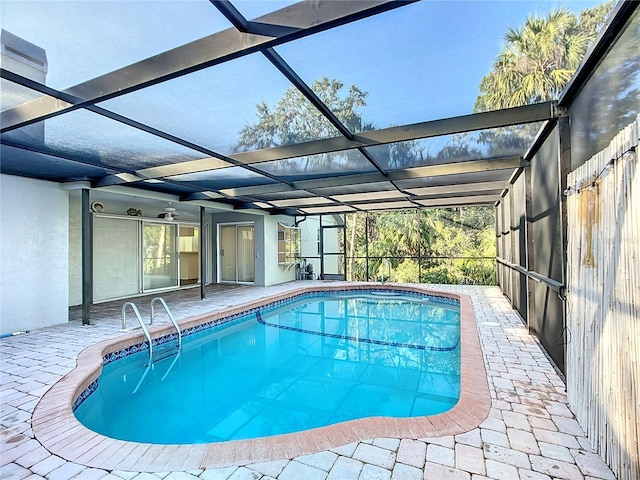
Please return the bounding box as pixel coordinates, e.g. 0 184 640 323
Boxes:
1 282 616 480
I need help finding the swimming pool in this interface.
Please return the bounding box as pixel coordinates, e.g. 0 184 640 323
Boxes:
74 290 461 444
33 284 490 470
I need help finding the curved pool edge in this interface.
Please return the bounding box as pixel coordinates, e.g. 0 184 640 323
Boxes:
32 284 490 471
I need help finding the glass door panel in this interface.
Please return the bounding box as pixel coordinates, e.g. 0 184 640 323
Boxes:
237 225 255 283
179 226 199 286
142 222 178 291
220 225 237 282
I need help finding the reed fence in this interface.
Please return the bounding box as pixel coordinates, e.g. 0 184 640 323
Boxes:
566 116 639 479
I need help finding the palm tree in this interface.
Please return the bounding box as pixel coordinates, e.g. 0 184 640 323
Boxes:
475 3 613 112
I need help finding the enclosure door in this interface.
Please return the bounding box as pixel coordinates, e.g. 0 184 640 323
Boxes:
142 222 178 291
219 224 255 283
321 224 346 280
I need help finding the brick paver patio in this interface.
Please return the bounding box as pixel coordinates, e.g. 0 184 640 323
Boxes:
0 282 616 479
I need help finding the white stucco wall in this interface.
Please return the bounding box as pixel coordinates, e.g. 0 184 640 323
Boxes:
68 193 82 306
0 174 69 334
264 216 297 286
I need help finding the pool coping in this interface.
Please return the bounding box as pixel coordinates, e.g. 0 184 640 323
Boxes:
32 284 490 471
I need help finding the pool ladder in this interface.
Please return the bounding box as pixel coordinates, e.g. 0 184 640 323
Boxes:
121 297 182 364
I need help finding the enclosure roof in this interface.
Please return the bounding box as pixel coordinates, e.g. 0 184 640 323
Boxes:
0 0 628 215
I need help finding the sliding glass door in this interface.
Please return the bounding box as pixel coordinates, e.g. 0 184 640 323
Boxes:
92 217 200 299
219 223 255 284
142 222 178 291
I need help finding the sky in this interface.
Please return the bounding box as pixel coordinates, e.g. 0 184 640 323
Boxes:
271 0 605 125
1 0 606 153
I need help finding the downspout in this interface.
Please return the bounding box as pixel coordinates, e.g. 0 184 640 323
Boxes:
294 216 307 227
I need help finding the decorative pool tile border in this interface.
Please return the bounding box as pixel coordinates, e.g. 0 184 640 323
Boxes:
71 380 98 412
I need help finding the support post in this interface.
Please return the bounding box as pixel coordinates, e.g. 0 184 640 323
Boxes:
200 206 206 300
557 114 571 349
81 188 93 325
417 208 422 283
524 165 535 329
495 202 501 288
319 215 324 280
557 115 571 290
342 215 347 280
509 184 517 308
365 213 370 281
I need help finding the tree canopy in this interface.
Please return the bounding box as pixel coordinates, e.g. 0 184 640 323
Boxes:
474 1 614 111
236 77 371 151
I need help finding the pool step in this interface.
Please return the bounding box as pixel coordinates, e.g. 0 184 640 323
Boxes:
135 342 181 393
153 340 180 362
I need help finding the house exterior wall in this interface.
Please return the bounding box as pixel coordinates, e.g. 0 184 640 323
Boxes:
264 215 297 286
69 194 82 306
0 174 69 334
69 200 208 306
72 205 304 301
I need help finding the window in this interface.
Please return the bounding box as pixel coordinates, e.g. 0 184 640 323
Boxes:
278 223 301 265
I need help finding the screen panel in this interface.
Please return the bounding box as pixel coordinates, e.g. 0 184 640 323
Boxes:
0 0 229 90
569 10 640 169
2 109 208 170
98 53 339 156
529 128 565 372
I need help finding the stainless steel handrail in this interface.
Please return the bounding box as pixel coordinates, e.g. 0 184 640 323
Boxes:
128 298 182 393
121 302 154 358
150 297 182 351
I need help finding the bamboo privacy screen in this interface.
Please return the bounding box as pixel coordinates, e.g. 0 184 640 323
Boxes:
566 116 639 480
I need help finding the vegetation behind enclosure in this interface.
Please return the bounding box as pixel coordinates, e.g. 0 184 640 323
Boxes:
345 207 496 285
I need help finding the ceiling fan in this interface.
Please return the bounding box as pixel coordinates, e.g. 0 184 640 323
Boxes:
157 202 195 221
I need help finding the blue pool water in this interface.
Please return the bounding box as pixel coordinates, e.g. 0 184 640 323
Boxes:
74 291 461 444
